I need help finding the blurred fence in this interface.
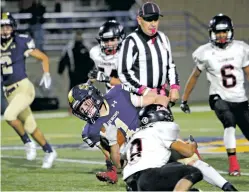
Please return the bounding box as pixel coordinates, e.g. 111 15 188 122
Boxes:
12 11 249 54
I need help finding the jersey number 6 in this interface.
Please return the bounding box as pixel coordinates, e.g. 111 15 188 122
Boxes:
220 65 236 88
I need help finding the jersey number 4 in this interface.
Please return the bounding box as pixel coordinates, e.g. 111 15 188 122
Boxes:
1 56 13 75
220 65 236 88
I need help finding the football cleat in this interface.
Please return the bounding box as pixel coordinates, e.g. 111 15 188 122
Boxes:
96 166 118 184
24 141 37 161
189 188 202 192
42 149 57 169
222 182 238 191
229 170 241 176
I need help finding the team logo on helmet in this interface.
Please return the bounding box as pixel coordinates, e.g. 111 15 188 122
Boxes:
141 117 149 125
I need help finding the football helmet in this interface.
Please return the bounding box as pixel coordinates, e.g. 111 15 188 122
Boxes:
209 14 234 48
1 12 17 43
139 104 174 126
97 20 125 55
68 83 104 124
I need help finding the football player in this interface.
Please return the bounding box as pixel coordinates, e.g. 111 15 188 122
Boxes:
68 83 169 183
123 104 203 191
180 13 249 176
87 20 125 92
123 104 237 191
1 12 57 168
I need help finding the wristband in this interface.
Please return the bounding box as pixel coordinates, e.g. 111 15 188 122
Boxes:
170 84 180 90
138 85 147 95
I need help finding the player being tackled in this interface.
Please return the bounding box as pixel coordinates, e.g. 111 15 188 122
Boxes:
68 83 169 184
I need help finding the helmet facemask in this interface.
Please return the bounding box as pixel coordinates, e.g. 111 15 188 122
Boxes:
78 97 99 120
209 14 234 49
70 85 104 124
98 20 125 55
210 28 233 48
1 13 17 44
100 37 121 55
1 24 13 37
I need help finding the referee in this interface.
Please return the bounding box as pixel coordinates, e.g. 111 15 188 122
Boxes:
118 2 180 102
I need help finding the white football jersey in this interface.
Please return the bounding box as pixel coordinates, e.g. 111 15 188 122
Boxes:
192 40 249 102
90 45 120 91
123 121 180 180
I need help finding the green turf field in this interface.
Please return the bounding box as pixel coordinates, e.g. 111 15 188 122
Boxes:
1 109 249 191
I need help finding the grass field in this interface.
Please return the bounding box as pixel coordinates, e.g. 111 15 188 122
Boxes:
1 108 249 191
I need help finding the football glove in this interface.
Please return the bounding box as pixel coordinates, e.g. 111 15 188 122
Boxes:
39 72 51 89
88 69 110 83
88 68 98 79
188 135 198 148
180 101 191 113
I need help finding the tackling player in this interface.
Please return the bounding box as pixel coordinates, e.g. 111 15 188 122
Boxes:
123 104 238 191
123 104 203 191
87 20 125 92
68 83 169 183
180 13 249 176
1 12 57 168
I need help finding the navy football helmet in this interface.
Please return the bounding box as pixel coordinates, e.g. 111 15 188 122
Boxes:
1 12 17 43
68 83 104 124
139 104 174 126
97 20 125 55
209 14 234 48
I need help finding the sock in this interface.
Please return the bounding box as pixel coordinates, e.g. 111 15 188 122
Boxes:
106 159 114 170
228 155 240 170
20 133 31 144
42 142 53 153
224 127 236 149
192 160 227 189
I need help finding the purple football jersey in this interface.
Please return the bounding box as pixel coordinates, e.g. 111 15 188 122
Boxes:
1 34 35 86
82 85 140 147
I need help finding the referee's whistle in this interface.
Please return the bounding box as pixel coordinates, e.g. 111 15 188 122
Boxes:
151 28 156 35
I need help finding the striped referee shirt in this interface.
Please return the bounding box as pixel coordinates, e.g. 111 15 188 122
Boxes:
118 28 179 91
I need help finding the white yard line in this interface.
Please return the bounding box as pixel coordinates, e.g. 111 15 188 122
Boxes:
1 155 104 165
1 106 211 121
1 155 249 176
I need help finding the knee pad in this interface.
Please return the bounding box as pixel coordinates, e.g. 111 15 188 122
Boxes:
224 127 236 149
214 100 236 128
24 114 37 134
184 168 203 184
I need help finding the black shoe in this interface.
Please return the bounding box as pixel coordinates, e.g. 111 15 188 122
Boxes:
189 188 201 191
222 182 238 191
